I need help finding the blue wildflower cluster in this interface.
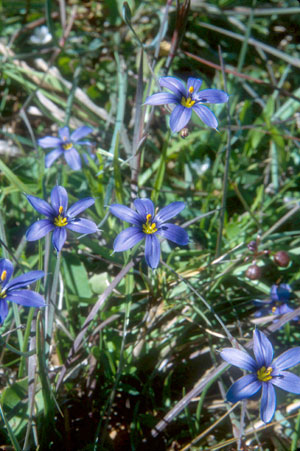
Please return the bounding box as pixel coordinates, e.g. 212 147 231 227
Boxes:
1 43 299 447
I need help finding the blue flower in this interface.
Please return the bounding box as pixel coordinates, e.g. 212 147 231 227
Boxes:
109 198 189 269
254 284 297 319
144 76 229 133
0 258 45 324
26 186 98 252
38 125 93 170
220 329 300 423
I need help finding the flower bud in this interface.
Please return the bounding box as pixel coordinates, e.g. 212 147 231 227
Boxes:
274 251 290 268
180 127 189 139
246 264 262 280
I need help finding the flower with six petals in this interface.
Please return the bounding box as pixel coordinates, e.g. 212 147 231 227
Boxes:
220 329 300 423
26 186 98 252
144 76 229 133
38 125 93 170
0 258 45 324
109 198 189 269
254 283 296 319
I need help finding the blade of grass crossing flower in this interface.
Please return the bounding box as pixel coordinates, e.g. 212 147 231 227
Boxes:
151 308 300 438
0 404 21 451
151 131 170 204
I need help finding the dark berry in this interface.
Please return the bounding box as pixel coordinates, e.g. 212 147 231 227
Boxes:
246 264 262 280
247 241 257 253
274 251 290 267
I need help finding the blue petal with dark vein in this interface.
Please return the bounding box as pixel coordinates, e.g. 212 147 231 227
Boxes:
64 148 82 170
67 198 95 217
6 271 44 291
26 220 55 241
113 228 144 252
51 186 68 213
66 218 98 234
110 205 141 225
145 234 161 269
52 227 67 252
27 195 54 217
158 223 188 246
155 201 185 223
260 382 276 423
170 105 192 133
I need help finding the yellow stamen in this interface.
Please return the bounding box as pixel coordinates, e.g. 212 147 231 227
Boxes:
272 306 277 313
181 96 195 108
0 289 7 299
54 215 68 227
59 206 64 214
1 270 7 282
257 366 273 382
62 142 73 150
142 213 158 234
188 86 194 93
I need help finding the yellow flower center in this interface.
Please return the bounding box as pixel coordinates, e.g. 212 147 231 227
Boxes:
181 96 195 108
62 142 73 151
142 214 157 235
1 270 7 282
257 366 273 382
53 206 68 227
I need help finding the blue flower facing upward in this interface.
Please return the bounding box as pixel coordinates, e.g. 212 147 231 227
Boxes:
26 186 98 252
144 76 229 133
220 329 300 423
38 125 93 170
0 258 45 324
254 284 297 320
109 198 189 269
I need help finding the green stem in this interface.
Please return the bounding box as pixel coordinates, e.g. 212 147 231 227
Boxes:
0 404 21 451
45 252 61 359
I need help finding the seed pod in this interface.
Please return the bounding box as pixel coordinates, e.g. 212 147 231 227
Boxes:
274 251 290 267
247 240 257 253
246 264 262 280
